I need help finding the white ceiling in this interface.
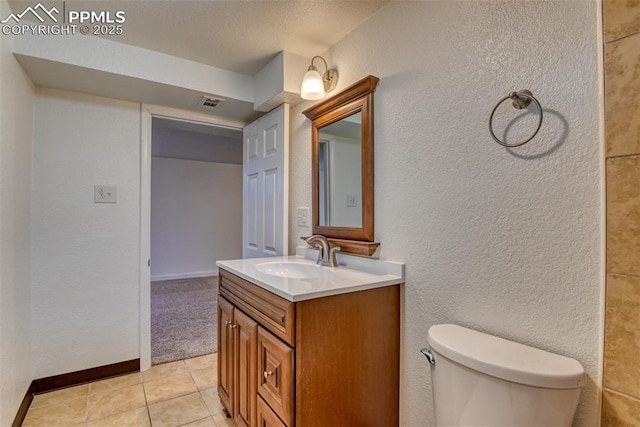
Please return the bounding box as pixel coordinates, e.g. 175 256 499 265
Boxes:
10 0 389 76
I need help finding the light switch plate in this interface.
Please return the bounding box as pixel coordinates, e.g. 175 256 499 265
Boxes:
347 194 357 207
94 185 117 203
297 207 309 227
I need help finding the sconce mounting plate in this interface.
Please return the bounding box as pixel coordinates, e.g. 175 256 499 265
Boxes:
323 69 338 93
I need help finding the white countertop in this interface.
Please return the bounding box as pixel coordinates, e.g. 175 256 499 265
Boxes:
216 247 405 302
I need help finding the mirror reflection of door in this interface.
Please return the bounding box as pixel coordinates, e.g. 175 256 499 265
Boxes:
317 111 362 228
319 139 330 225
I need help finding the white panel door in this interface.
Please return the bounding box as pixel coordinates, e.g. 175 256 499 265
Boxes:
242 104 289 258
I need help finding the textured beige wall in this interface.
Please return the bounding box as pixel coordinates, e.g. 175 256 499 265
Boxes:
290 2 602 425
31 89 141 378
0 1 35 424
602 0 640 425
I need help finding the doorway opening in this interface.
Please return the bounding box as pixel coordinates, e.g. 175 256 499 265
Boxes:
142 108 243 368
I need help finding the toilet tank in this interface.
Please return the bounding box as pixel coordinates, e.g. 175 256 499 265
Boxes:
426 324 586 427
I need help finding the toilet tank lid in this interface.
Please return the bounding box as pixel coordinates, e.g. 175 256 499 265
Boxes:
427 324 586 389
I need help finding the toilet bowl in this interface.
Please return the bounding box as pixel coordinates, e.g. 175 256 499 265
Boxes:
425 324 586 427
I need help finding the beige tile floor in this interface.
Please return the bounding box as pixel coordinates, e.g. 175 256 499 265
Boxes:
22 354 238 427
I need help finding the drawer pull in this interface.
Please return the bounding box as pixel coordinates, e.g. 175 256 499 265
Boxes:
264 370 274 380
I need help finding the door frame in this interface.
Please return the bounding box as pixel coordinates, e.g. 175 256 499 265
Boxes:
139 104 245 371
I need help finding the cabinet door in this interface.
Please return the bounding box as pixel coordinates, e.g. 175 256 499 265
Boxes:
218 296 235 414
257 327 294 426
234 309 258 427
257 396 287 427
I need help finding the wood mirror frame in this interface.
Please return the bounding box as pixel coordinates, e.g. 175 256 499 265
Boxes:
302 75 380 256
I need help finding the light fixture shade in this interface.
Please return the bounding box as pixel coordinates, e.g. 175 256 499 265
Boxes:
301 69 325 100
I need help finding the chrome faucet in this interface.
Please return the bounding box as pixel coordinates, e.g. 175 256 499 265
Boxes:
302 235 341 267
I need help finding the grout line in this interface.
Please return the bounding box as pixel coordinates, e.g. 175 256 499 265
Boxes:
605 153 640 160
604 387 640 402
142 381 149 406
606 272 640 280
194 416 215 427
146 404 153 426
84 386 90 424
177 415 212 427
142 380 153 426
604 30 640 45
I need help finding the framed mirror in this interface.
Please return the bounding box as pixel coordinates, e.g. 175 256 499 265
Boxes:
302 75 380 255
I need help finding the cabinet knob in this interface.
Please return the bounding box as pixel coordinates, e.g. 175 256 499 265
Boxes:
263 370 274 380
230 323 237 329
225 320 232 326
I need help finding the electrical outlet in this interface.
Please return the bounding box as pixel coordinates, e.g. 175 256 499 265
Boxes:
297 207 309 227
94 185 117 203
347 194 357 207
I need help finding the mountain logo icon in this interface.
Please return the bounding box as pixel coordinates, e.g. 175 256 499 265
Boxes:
1 3 59 24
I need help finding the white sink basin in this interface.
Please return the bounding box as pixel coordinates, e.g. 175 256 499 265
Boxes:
255 261 331 279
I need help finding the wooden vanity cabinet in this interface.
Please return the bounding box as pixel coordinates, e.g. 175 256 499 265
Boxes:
235 309 258 427
217 296 234 414
218 268 400 427
217 296 258 427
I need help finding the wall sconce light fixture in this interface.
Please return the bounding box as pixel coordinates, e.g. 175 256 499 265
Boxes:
300 56 338 100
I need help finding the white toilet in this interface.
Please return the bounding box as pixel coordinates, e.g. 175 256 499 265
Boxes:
424 324 586 427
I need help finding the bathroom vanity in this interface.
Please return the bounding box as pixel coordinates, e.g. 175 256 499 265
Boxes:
216 250 404 427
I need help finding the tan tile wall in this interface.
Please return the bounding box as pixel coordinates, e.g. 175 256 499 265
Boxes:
603 0 640 425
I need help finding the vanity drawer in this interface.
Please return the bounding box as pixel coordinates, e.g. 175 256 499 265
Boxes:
257 396 288 427
219 268 295 346
257 327 294 427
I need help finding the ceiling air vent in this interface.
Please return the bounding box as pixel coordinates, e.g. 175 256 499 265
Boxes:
197 95 225 111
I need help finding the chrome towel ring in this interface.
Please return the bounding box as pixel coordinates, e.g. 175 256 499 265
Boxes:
489 90 543 148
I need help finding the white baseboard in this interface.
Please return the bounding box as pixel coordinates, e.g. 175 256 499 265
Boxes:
151 270 218 282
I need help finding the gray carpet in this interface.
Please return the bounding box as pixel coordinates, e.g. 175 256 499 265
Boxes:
151 276 218 365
